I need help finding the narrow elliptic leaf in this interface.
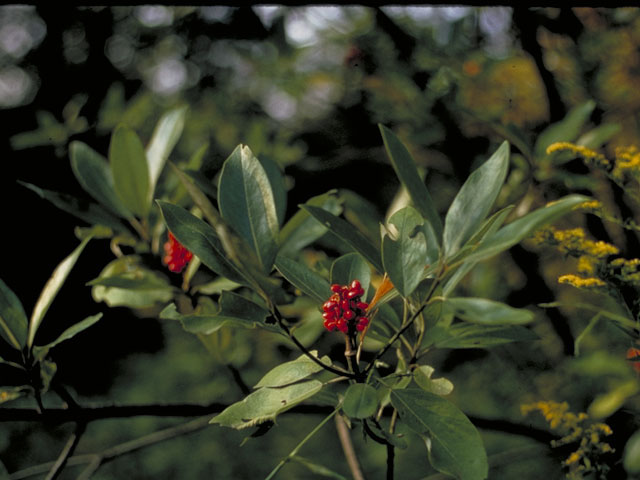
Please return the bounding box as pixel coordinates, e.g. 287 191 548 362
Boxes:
28 235 93 348
588 379 640 419
330 253 371 298
443 141 509 259
302 205 383 273
146 106 187 196
0 278 28 350
382 206 428 298
291 456 348 480
109 125 150 217
343 383 378 419
275 255 332 303
379 124 443 239
414 366 454 396
157 201 248 285
210 380 323 429
32 313 103 361
19 182 128 232
279 191 342 254
534 100 596 156
624 430 640 474
255 352 332 388
163 291 277 335
442 297 534 325
0 386 30 405
461 194 589 265
218 145 279 272
431 324 538 349
69 141 131 218
391 389 488 480
259 154 287 227
576 123 621 150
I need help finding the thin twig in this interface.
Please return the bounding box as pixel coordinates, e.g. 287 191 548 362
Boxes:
43 422 86 480
334 414 366 480
227 364 251 395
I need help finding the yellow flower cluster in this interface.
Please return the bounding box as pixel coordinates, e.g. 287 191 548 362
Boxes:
613 146 640 181
558 274 606 289
522 401 614 479
575 200 603 213
535 226 619 258
546 142 611 170
609 257 640 285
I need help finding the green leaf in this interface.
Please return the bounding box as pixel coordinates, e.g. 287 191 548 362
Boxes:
302 205 383 273
0 459 8 479
70 141 131 218
0 278 28 350
379 124 443 240
259 154 287 227
624 430 640 474
19 182 127 232
390 389 488 480
442 297 534 325
588 380 640 419
157 201 248 285
330 253 371 298
443 141 509 259
0 386 30 405
146 106 187 196
275 255 332 303
290 456 348 480
162 291 276 335
576 123 621 150
28 236 93 347
460 194 589 265
210 380 323 429
343 383 378 419
279 191 342 254
414 366 454 396
382 206 428 297
32 313 102 361
534 100 596 157
431 323 538 349
255 352 332 388
109 125 150 217
218 144 279 272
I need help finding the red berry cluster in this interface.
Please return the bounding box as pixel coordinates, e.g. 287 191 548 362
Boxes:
163 231 193 273
322 280 369 334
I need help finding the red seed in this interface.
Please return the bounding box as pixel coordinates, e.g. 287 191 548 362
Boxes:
343 309 354 320
357 301 368 311
323 300 337 311
331 284 342 293
350 280 361 291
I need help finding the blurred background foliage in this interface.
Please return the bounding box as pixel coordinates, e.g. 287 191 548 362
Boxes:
2 5 640 479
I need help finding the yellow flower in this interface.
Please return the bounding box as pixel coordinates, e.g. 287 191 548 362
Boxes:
558 274 606 288
577 256 596 275
546 142 610 169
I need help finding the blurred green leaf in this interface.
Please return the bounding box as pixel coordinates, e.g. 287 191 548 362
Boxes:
255 352 332 388
218 145 279 272
442 297 534 325
624 430 640 474
290 456 348 480
383 206 428 298
28 235 92 348
146 106 187 196
443 141 509 259
279 190 342 255
32 313 103 362
210 380 323 429
0 278 28 350
330 253 371 298
109 125 150 217
390 389 488 480
302 205 383 273
534 100 596 157
275 255 331 304
70 141 131 218
588 379 640 419
379 124 443 240
343 383 378 419
576 123 621 149
0 386 30 405
414 365 454 396
430 323 538 349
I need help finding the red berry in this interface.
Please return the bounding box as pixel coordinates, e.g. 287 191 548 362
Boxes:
331 284 342 293
350 280 361 291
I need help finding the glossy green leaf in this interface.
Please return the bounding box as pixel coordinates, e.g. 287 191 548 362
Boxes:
279 191 342 254
302 205 383 273
443 141 509 259
0 278 28 350
383 206 428 297
146 106 187 195
390 389 488 480
343 383 378 419
275 255 332 303
69 141 131 218
379 124 443 239
161 291 276 335
255 352 332 388
28 235 92 347
534 100 596 156
624 430 640 474
442 297 534 325
218 144 279 272
330 253 371 298
19 182 127 232
211 380 323 429
157 201 248 285
431 323 538 349
259 154 287 227
109 125 150 217
32 313 102 361
576 123 621 149
461 194 589 265
414 365 454 396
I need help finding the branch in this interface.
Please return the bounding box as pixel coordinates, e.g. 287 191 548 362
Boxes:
334 414 366 480
43 422 85 480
